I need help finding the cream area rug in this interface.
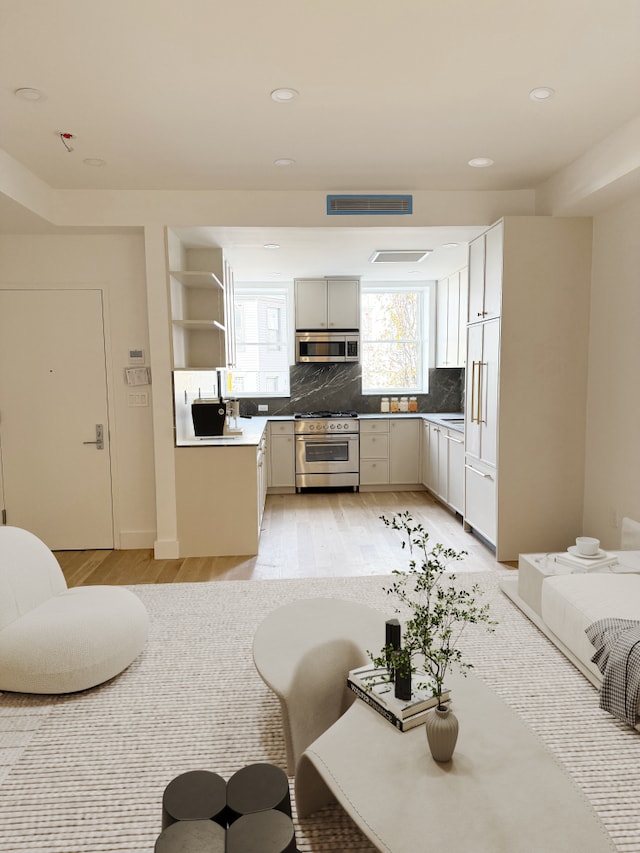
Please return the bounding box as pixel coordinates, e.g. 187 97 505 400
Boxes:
1 572 640 853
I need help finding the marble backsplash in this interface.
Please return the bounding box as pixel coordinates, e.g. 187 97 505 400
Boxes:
239 363 464 416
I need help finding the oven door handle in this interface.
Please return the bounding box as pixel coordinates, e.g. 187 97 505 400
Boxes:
295 434 359 442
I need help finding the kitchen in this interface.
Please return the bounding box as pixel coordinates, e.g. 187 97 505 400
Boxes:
168 215 592 563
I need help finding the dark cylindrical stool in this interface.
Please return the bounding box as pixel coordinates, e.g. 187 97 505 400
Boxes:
161 770 227 829
154 819 225 853
226 762 291 824
226 810 298 853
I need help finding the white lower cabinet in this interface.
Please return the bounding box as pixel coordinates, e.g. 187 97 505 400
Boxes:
464 456 496 544
360 420 390 486
422 418 464 515
268 421 296 491
446 431 465 514
424 422 440 495
389 419 421 484
360 418 421 488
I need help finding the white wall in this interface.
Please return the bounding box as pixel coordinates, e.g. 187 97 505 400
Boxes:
582 191 640 546
0 233 156 547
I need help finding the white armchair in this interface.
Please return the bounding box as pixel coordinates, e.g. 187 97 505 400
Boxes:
0 526 148 694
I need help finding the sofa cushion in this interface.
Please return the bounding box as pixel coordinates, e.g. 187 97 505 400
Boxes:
541 574 640 682
0 585 149 694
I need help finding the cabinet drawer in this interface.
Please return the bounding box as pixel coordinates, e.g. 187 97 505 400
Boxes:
360 459 390 485
464 460 496 545
269 420 295 435
360 433 389 459
360 419 390 434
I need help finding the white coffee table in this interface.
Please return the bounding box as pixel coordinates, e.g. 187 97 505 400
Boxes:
295 669 615 853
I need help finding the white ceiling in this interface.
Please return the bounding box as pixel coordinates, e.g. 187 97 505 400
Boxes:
171 225 483 281
1 0 639 280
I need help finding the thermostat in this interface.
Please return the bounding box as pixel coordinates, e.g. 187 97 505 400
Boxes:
128 348 146 365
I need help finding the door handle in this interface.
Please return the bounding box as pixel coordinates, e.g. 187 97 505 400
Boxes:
83 424 104 450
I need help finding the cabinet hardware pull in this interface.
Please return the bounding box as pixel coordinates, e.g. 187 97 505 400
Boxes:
470 361 478 423
446 435 464 444
465 464 493 479
478 361 487 424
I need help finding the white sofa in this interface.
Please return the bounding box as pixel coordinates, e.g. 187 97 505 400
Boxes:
0 526 149 694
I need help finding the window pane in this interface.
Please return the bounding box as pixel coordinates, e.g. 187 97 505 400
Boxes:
362 342 420 390
362 292 418 341
233 288 290 396
361 287 430 393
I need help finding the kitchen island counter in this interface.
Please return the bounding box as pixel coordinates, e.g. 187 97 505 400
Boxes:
176 416 269 447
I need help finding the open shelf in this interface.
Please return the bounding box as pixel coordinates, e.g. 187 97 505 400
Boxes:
170 270 223 289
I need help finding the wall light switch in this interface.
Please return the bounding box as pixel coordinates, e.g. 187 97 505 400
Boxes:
128 392 149 407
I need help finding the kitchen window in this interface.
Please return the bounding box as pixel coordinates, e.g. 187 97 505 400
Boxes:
361 283 434 393
233 286 290 396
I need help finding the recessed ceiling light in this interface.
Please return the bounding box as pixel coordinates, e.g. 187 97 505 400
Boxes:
271 88 299 103
529 87 555 101
83 158 106 167
14 87 44 101
468 157 494 168
442 242 459 249
274 158 295 167
263 243 280 249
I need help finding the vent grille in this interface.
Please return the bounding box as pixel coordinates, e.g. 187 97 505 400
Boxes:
370 249 432 264
326 194 413 215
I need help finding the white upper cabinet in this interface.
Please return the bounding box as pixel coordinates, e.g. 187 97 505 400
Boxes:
295 278 360 329
467 221 502 324
436 267 467 368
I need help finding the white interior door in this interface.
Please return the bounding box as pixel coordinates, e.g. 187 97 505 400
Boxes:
0 289 114 549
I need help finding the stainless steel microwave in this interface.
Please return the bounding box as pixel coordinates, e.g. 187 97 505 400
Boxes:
295 332 359 363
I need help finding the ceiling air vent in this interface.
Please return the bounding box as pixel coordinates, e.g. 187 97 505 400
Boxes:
370 249 432 264
326 194 413 215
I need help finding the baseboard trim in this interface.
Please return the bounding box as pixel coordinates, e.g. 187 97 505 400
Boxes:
154 538 181 559
119 529 156 549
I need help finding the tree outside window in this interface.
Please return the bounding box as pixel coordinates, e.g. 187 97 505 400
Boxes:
361 286 431 393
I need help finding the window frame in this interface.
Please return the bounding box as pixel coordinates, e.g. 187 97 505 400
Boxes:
232 282 293 398
360 281 436 395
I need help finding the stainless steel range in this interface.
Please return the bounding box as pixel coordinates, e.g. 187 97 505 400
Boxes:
294 411 359 491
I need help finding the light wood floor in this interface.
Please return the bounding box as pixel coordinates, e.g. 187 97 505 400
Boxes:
55 490 513 587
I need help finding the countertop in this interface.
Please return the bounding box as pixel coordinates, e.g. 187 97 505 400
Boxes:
360 412 465 433
176 416 269 447
176 412 464 447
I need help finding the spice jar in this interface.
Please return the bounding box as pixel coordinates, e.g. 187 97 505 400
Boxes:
409 396 418 413
399 397 409 413
390 397 399 413
380 397 390 413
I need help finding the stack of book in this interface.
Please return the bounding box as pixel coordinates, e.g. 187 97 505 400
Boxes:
347 664 450 732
